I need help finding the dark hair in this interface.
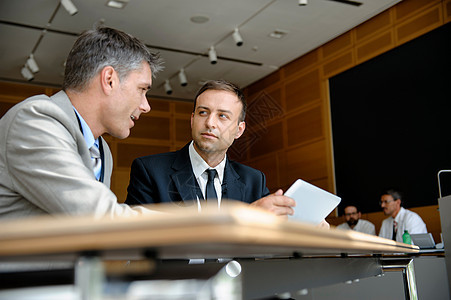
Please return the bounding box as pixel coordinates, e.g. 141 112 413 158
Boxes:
63 26 163 92
382 188 403 204
193 80 246 122
343 205 360 213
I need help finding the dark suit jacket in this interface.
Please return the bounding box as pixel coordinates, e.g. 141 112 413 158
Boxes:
126 143 270 206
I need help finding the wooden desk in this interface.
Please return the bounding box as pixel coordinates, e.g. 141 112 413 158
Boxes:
0 202 419 299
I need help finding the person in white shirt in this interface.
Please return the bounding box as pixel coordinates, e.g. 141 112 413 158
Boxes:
337 205 376 235
378 189 427 242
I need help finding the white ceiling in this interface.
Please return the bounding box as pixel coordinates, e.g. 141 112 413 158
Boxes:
0 0 401 101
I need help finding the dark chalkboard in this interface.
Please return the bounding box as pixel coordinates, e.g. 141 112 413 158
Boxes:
329 23 451 214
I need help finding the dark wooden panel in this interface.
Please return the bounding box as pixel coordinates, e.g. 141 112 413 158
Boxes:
397 7 441 42
246 71 281 97
116 143 170 168
285 69 320 111
128 116 170 140
323 52 353 78
357 32 393 62
175 101 193 114
287 106 323 146
322 32 352 59
175 118 191 142
246 88 284 129
283 140 328 187
148 98 170 112
0 102 15 118
246 154 279 191
249 122 284 158
0 81 53 99
284 50 319 78
356 10 392 42
395 0 439 21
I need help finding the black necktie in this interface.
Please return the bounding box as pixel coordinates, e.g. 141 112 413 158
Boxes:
205 169 218 200
392 220 398 241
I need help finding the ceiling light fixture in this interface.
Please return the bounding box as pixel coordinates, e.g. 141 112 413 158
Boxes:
178 68 188 87
106 0 130 9
60 0 78 15
299 0 308 5
190 15 210 24
21 66 34 81
208 46 217 65
164 79 173 95
26 54 39 73
232 28 243 46
268 29 289 39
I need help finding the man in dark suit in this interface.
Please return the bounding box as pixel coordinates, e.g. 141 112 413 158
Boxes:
126 80 295 216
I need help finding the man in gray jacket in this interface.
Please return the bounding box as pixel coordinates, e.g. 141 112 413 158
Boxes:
0 26 162 219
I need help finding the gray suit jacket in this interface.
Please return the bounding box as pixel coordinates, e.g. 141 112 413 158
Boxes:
0 91 144 219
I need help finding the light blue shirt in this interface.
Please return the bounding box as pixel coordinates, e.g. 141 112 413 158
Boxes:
73 107 100 179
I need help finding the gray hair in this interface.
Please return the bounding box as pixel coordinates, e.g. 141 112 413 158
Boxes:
63 26 163 91
382 188 403 205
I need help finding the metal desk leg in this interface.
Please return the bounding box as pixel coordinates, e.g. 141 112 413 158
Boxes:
75 256 104 300
382 258 418 300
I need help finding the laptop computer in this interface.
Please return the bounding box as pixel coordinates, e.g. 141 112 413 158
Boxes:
285 179 341 225
410 233 436 249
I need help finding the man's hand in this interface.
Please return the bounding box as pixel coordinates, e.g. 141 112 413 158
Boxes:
250 189 295 218
318 219 330 229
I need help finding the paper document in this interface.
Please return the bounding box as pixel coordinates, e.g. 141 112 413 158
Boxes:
285 179 341 225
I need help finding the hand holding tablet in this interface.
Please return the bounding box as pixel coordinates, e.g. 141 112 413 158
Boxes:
285 179 341 225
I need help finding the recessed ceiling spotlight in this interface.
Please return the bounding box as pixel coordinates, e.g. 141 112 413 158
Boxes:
61 0 78 16
106 0 129 9
190 15 210 24
268 29 289 39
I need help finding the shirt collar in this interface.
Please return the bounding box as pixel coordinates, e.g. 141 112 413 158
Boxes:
188 141 226 183
393 207 405 222
73 107 97 149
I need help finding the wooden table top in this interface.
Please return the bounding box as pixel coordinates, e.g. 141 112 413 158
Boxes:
0 201 418 260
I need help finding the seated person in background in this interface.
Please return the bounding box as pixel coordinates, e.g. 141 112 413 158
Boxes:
336 205 376 235
0 27 163 219
378 188 427 242
126 80 326 224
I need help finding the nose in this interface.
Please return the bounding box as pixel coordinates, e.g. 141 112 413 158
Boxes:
140 95 151 113
205 114 216 128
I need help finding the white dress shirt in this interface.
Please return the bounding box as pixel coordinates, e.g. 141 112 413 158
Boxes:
337 219 376 235
378 207 427 242
188 141 226 210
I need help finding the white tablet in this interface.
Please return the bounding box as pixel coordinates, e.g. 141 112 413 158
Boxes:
285 179 341 225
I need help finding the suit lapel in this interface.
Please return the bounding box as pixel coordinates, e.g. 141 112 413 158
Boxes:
222 159 245 202
170 144 203 202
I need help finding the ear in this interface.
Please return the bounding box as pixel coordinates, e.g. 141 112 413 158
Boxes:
190 113 194 128
234 121 246 139
100 66 116 95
